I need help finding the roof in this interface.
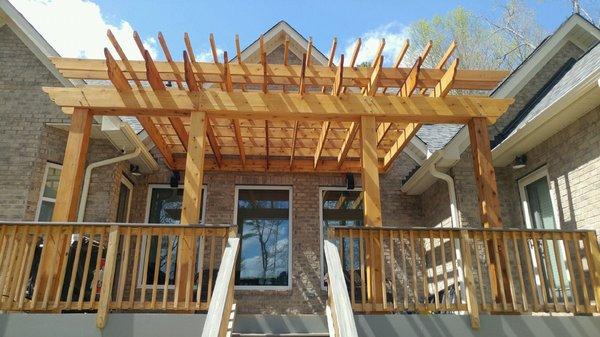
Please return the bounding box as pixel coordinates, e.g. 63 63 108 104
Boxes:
502 41 600 140
416 124 463 153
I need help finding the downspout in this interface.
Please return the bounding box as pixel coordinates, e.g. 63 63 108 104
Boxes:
428 164 460 228
428 163 465 306
77 148 141 222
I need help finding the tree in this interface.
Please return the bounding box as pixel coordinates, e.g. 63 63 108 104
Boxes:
407 1 546 71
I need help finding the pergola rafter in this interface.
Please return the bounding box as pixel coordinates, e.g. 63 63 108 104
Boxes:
44 31 511 174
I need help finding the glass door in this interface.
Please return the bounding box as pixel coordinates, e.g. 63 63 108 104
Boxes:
234 187 292 290
519 168 569 302
320 188 363 288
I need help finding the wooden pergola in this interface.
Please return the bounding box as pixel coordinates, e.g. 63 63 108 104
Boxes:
42 30 512 305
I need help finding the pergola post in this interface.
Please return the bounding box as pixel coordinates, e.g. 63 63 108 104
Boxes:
360 116 384 307
467 117 510 305
177 111 207 301
39 108 92 300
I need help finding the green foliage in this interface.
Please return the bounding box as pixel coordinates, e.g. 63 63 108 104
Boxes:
407 2 546 71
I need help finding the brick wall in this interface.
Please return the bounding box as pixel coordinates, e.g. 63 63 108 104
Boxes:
0 25 124 222
128 150 422 314
419 41 591 230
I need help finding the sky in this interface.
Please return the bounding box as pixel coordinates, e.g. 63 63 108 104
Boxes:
8 0 593 66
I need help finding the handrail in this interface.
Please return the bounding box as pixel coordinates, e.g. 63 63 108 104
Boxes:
324 239 359 337
0 221 234 229
201 236 240 337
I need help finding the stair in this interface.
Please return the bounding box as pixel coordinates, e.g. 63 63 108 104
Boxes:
231 332 329 337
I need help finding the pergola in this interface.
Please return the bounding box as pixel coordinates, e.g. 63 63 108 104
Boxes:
42 30 512 303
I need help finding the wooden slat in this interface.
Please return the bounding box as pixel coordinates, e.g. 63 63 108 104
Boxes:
96 226 119 329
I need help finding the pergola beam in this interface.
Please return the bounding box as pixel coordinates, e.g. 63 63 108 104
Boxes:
50 57 508 91
44 87 512 124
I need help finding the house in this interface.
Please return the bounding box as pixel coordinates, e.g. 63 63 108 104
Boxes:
0 0 599 336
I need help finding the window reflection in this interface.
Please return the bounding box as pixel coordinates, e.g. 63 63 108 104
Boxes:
236 189 290 287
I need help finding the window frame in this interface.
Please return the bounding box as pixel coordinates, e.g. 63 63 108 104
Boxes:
35 162 62 221
233 185 293 291
116 176 134 223
517 166 561 230
137 183 207 289
318 186 363 289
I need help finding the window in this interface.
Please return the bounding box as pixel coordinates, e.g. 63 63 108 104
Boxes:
115 177 133 223
234 186 292 290
140 184 206 287
319 187 363 287
36 163 62 221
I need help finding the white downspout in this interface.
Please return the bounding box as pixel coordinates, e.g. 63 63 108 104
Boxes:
77 148 141 222
429 164 460 228
428 163 465 306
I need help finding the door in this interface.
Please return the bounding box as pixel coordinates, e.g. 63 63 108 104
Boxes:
518 167 570 302
234 186 292 290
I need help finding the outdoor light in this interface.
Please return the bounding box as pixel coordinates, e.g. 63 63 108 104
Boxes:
166 81 173 87
346 173 355 190
129 164 142 176
512 154 527 169
170 171 180 188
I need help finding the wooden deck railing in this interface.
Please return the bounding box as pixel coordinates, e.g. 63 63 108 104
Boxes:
330 227 600 328
0 222 236 328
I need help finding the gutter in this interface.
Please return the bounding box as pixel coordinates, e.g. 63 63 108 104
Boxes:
77 148 141 222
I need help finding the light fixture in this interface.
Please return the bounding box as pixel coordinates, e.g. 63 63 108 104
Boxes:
129 164 142 176
166 81 173 87
512 154 527 169
170 171 180 188
346 173 355 190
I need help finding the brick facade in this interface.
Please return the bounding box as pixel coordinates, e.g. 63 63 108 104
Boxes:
0 25 124 222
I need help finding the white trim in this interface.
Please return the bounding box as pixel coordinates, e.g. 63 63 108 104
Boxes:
233 185 293 291
318 186 363 290
138 183 207 289
118 176 134 223
35 162 62 221
517 166 561 230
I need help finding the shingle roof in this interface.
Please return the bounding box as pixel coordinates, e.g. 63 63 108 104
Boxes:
502 42 600 140
416 124 463 152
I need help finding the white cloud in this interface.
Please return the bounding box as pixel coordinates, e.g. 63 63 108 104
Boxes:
10 0 157 59
195 48 224 62
342 22 410 67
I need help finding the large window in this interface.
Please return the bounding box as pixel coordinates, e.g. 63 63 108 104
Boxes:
36 163 62 221
234 186 292 290
141 184 206 287
319 187 363 287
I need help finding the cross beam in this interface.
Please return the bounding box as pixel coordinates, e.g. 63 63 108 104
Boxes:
43 87 513 124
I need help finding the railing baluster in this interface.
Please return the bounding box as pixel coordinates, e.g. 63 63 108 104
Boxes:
440 231 449 310
429 230 439 311
473 232 486 310
151 229 163 308
532 232 548 309
164 234 174 309
511 231 527 312
78 227 95 310
196 230 205 310
89 227 106 309
541 234 558 311
562 233 579 313
501 232 516 311
389 230 397 310
17 226 39 310
128 227 142 309
96 225 119 329
460 230 480 329
359 229 366 310
584 231 600 312
409 230 419 311
572 232 591 312
399 230 408 311
552 232 569 312
116 227 131 309
520 231 537 311
0 226 18 309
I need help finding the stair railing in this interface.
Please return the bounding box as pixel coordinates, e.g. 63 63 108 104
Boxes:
201 230 240 337
324 238 359 337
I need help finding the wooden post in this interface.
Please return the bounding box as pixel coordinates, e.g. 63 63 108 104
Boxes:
460 230 480 329
467 117 509 306
178 111 207 301
96 225 119 329
585 231 600 312
360 116 383 307
38 108 92 302
467 118 502 228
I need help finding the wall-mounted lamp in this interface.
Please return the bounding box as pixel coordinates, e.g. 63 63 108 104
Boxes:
129 164 142 176
170 171 180 188
346 173 355 190
512 154 527 169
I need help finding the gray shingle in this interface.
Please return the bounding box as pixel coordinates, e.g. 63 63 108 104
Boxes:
416 124 463 152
